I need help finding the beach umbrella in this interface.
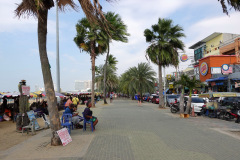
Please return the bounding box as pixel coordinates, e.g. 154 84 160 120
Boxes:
42 92 65 98
4 92 20 97
30 92 38 98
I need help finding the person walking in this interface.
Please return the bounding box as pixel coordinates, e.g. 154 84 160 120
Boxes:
137 93 141 106
110 92 113 103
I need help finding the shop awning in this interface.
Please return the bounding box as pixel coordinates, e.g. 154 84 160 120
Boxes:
232 78 240 81
206 77 228 82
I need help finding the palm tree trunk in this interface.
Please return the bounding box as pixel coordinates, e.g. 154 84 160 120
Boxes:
38 9 61 146
179 88 185 114
158 64 164 108
185 89 192 114
103 41 110 104
91 41 96 107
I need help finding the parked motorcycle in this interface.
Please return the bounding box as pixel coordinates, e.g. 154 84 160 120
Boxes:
217 102 240 122
170 102 188 113
170 102 179 113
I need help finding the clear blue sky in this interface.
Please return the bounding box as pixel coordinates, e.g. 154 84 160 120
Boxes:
0 0 239 92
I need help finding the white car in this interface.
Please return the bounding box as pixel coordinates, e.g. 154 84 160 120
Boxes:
184 97 205 113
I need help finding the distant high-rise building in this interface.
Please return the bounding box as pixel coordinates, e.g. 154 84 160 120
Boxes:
75 80 92 91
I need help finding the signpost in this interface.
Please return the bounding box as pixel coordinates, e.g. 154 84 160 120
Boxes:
22 86 30 95
200 62 208 76
57 128 72 146
211 67 221 74
180 54 188 62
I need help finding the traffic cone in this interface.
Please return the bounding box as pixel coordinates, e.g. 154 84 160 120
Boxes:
191 106 195 117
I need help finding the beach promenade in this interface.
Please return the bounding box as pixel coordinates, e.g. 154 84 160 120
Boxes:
1 99 240 160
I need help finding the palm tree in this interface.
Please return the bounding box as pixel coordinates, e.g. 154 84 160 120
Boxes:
119 71 136 99
103 12 129 104
174 74 190 116
120 63 156 100
144 18 185 108
74 17 107 107
15 0 109 146
185 76 204 115
95 55 119 94
218 0 240 15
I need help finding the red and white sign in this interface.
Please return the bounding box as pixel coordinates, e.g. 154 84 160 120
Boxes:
22 86 30 95
222 66 232 75
57 128 72 146
200 62 208 76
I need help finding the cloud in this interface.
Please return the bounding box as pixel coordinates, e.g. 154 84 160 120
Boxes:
0 0 56 34
62 54 78 64
186 12 240 47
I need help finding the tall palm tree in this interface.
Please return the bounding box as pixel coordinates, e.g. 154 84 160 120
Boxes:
74 17 107 107
185 76 203 115
15 0 109 146
144 18 185 108
174 74 190 116
103 12 129 104
95 55 118 93
95 64 119 93
218 0 240 15
119 71 136 99
120 63 156 100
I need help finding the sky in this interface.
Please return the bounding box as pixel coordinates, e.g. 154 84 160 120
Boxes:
0 0 240 92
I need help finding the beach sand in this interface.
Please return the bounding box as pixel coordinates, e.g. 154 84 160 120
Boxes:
0 116 45 151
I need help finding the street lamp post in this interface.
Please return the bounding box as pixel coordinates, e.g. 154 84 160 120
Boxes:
56 0 60 93
164 67 166 107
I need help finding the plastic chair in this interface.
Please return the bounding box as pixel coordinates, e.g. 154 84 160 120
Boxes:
82 112 94 132
42 113 50 128
61 114 72 134
22 118 36 135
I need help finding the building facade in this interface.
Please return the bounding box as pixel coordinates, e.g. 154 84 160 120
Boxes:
75 80 92 91
189 32 240 92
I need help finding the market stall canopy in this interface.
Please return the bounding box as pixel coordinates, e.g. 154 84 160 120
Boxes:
41 92 65 98
30 92 38 98
4 92 20 97
199 92 240 98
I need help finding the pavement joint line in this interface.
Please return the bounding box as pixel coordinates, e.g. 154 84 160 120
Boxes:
211 128 240 141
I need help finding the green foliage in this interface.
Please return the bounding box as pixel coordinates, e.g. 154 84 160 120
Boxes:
218 0 240 15
95 64 119 92
144 18 185 67
119 63 156 96
104 12 130 43
73 17 107 56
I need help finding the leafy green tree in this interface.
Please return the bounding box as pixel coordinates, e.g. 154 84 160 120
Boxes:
74 18 107 107
174 74 190 115
15 0 108 146
103 12 129 104
218 0 240 15
120 63 156 100
144 18 185 108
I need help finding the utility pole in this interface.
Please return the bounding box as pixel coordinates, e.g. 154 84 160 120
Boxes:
164 67 166 107
56 0 60 93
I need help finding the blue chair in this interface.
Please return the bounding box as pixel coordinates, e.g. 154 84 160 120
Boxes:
61 113 72 134
82 112 94 132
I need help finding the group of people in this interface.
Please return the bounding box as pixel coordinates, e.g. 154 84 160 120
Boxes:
64 96 98 131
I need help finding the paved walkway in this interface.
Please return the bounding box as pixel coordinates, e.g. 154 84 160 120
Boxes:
1 99 240 160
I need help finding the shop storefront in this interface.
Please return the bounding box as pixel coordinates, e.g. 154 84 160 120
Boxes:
194 55 240 92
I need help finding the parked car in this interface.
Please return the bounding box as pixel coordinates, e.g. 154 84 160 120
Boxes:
148 94 157 102
151 95 159 104
184 97 205 113
221 97 240 106
166 94 180 106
